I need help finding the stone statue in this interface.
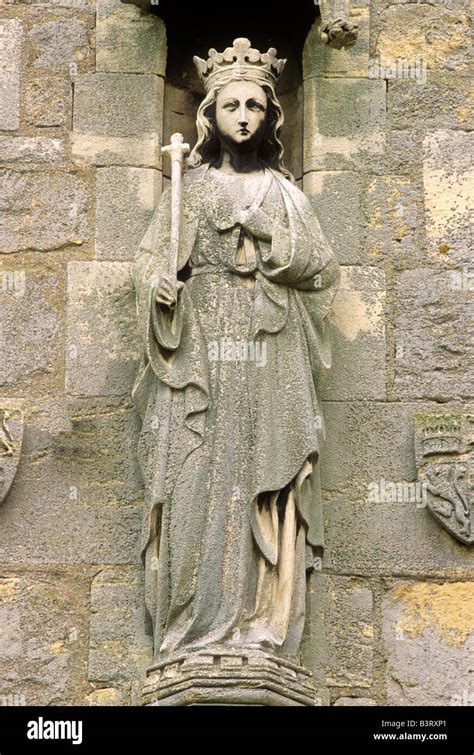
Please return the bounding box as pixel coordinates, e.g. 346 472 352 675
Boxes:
133 38 341 704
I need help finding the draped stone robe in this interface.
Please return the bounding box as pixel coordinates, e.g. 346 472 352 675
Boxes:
133 164 340 662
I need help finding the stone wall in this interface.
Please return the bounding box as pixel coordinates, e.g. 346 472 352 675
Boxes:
0 0 472 706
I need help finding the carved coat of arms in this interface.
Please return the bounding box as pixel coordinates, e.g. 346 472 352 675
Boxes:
415 414 473 545
0 408 23 504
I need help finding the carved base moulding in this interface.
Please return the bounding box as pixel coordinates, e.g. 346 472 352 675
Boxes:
142 647 327 706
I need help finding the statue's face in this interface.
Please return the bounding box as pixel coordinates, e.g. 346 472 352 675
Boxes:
215 80 267 151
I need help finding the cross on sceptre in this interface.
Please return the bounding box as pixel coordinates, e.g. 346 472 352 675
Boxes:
161 133 190 282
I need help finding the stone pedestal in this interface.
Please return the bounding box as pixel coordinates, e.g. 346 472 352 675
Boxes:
142 647 326 706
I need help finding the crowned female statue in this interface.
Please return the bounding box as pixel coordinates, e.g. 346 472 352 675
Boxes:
133 38 340 685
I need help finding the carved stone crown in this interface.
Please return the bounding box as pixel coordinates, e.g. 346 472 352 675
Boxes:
194 38 286 92
418 415 462 457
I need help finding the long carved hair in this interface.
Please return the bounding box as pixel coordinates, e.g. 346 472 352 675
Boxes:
187 80 293 180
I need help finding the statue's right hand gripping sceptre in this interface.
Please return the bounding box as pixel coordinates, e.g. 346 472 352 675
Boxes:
156 132 190 309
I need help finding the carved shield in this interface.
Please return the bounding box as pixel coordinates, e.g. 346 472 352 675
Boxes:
415 414 473 546
0 408 24 504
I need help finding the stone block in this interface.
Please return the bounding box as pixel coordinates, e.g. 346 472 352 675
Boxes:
375 4 471 73
86 687 124 705
162 85 199 179
320 401 419 501
384 129 424 176
52 396 143 507
323 493 474 577
66 262 142 396
304 78 386 172
0 137 64 165
382 581 474 705
388 74 473 132
96 0 166 75
303 9 370 79
95 167 161 261
0 170 88 254
0 20 23 131
88 566 152 682
322 266 386 400
365 175 425 269
304 171 366 265
423 130 473 264
279 84 303 181
0 568 90 705
27 19 90 71
0 267 62 389
73 73 163 138
25 76 71 128
0 397 143 564
71 133 161 168
394 269 474 400
27 0 93 6
306 575 374 688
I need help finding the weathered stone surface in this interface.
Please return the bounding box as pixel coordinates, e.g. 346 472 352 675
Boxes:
307 575 374 689
28 19 90 71
72 73 163 168
66 262 142 396
385 129 424 176
365 175 425 268
324 494 474 577
423 130 473 264
382 582 474 705
86 687 124 705
334 697 377 706
23 0 93 7
25 76 71 128
320 401 420 501
73 73 163 138
95 167 160 261
375 4 471 73
0 170 88 253
0 136 65 165
304 78 386 172
71 133 161 168
53 397 143 507
303 10 369 79
322 266 386 400
0 267 62 388
0 398 143 563
0 20 23 131
88 567 152 682
394 269 474 401
388 74 473 132
0 568 90 705
162 85 199 179
278 84 303 180
97 0 167 75
304 171 366 265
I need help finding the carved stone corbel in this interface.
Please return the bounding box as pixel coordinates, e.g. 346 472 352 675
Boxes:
318 0 359 49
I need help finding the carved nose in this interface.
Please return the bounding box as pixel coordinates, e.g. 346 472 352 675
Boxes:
238 107 248 124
